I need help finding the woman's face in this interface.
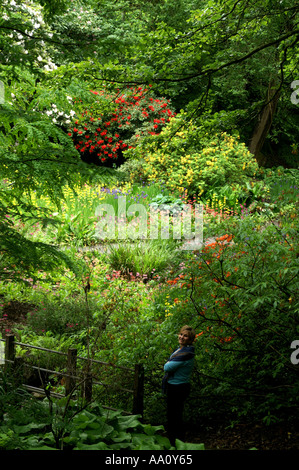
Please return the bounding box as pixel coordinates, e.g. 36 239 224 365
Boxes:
178 330 191 347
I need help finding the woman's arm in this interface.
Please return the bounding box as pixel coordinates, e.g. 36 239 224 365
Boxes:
164 360 184 373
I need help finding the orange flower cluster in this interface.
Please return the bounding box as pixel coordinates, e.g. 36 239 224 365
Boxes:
194 331 204 342
202 235 234 263
216 234 233 243
219 336 234 344
166 273 185 286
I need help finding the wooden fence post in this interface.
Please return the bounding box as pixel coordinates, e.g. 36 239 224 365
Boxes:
5 334 15 371
65 348 77 396
4 335 23 385
133 364 144 417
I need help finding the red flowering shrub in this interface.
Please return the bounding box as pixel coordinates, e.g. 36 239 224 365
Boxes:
68 86 176 164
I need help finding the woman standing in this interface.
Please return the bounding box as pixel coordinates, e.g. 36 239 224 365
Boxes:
163 325 196 446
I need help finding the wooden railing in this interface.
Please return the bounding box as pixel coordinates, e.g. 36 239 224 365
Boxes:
0 334 144 416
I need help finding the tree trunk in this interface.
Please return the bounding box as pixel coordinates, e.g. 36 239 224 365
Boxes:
249 80 280 166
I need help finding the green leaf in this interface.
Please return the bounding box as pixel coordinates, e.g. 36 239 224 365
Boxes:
111 431 132 443
74 441 109 450
175 439 205 450
143 424 165 436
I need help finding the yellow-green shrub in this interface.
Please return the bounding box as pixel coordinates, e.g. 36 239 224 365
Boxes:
127 115 258 196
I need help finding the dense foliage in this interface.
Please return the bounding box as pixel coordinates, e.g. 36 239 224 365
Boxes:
0 392 205 450
128 114 259 195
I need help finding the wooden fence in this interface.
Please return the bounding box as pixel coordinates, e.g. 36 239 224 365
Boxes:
0 334 144 416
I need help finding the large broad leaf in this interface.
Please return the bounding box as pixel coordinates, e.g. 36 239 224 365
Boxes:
113 414 142 432
111 431 132 443
175 439 205 450
153 434 172 449
74 441 109 450
131 433 162 450
24 435 57 450
82 423 115 441
71 411 96 429
13 423 48 435
143 424 165 436
28 444 57 450
109 442 134 450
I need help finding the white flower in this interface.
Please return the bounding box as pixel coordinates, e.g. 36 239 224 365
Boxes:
70 110 76 116
37 55 43 61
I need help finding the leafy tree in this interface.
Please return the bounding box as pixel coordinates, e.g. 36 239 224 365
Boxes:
161 219 299 422
0 0 111 282
74 0 299 167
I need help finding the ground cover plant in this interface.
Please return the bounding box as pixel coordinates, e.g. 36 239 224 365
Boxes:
0 389 205 450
